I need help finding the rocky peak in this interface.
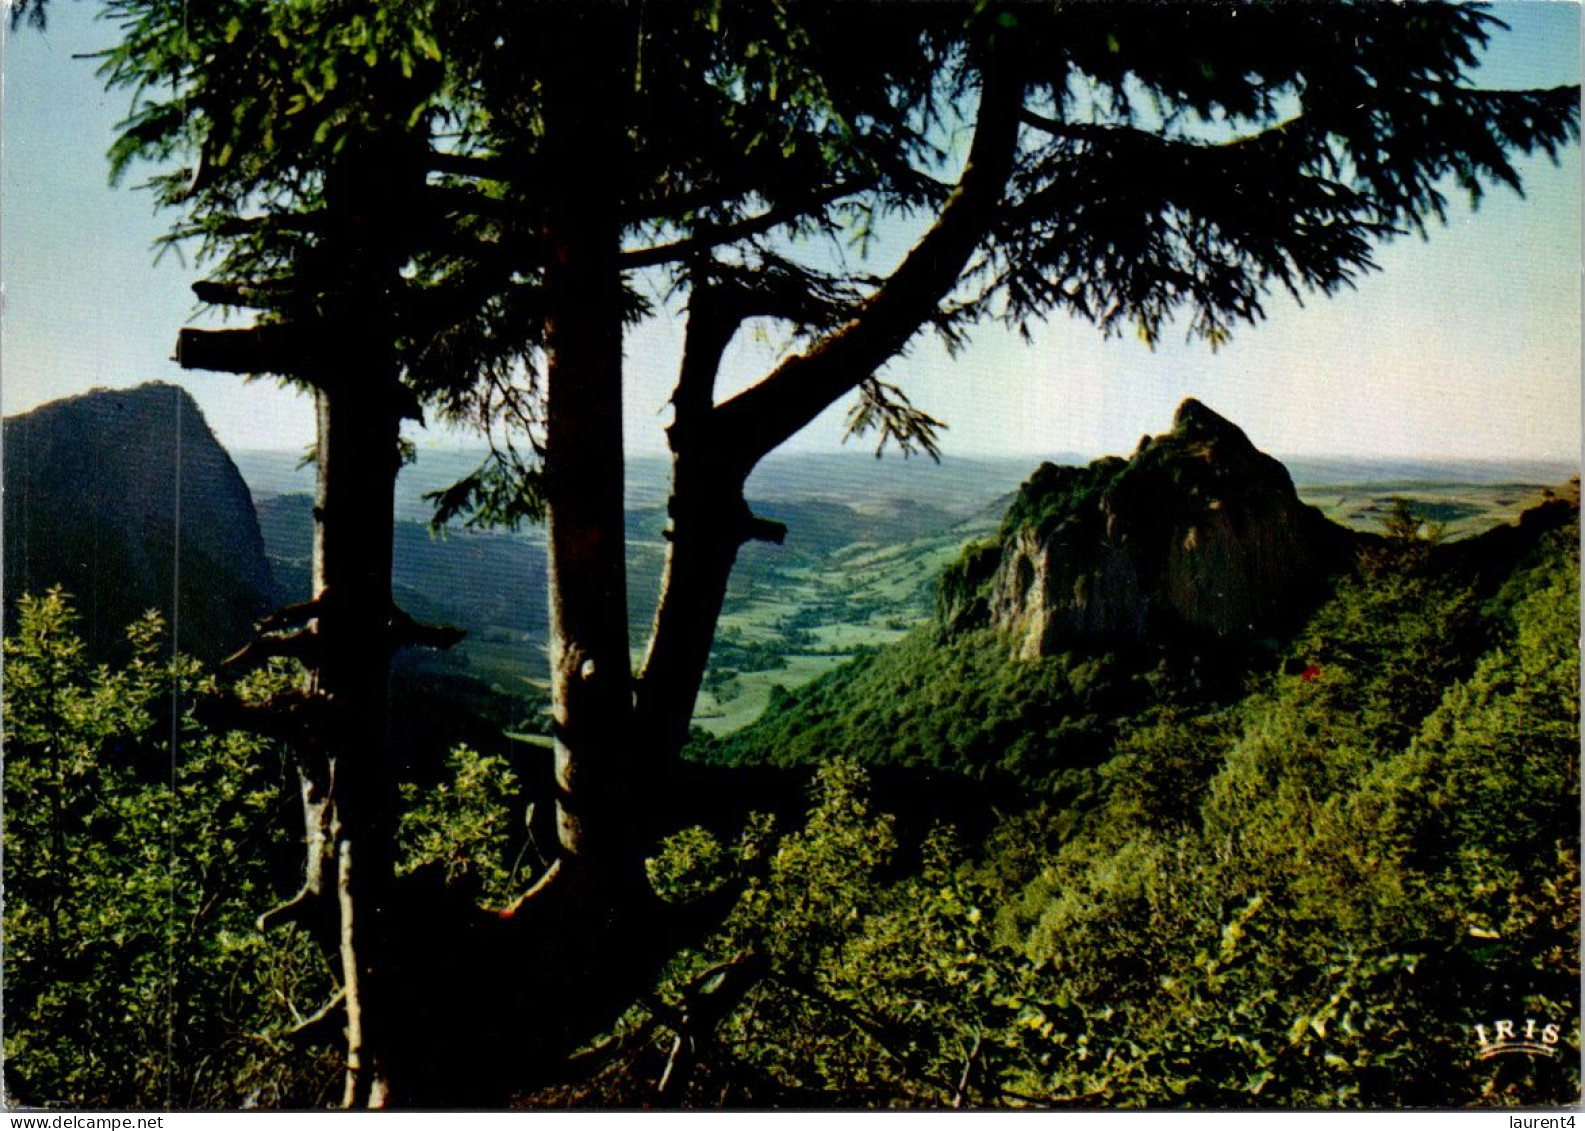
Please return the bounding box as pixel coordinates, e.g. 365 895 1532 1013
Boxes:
3 383 274 661
946 399 1356 658
1170 396 1246 443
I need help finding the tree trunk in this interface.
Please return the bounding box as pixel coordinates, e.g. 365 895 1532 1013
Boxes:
455 10 682 1087
310 379 403 1108
537 6 643 901
633 488 743 770
634 54 1027 773
477 39 1027 1102
273 133 419 1108
634 293 755 783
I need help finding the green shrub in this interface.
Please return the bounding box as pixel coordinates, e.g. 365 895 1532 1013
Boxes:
2 590 333 1108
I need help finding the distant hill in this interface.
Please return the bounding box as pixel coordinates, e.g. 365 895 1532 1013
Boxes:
3 383 274 662
254 491 550 672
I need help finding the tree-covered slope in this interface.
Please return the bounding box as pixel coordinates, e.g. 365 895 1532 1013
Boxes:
613 501 1580 1108
692 621 1234 793
695 408 1574 805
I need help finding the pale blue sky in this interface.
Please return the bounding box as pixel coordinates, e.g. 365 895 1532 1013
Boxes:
3 2 1579 463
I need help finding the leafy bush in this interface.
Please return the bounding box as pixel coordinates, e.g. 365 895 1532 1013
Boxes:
398 744 530 909
993 516 1580 1106
2 590 333 1108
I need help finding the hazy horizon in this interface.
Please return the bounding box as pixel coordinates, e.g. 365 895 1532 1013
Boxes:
227 437 1580 507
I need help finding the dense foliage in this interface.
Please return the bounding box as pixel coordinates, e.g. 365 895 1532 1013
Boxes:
0 591 567 1109
1 592 334 1108
3 502 1577 1108
695 626 1147 789
624 514 1580 1107
694 608 1262 792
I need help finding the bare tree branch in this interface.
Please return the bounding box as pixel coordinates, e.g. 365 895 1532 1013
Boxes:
620 179 876 269
711 50 1027 470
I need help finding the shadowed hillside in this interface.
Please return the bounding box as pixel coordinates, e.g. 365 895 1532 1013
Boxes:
3 383 273 662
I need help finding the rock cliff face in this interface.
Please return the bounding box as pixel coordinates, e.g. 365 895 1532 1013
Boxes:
3 383 274 661
971 399 1356 658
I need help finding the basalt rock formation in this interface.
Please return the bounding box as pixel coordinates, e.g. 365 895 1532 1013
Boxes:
3 382 274 661
944 399 1358 658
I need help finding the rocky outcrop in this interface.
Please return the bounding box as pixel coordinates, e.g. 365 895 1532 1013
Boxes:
978 399 1356 658
3 383 274 661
